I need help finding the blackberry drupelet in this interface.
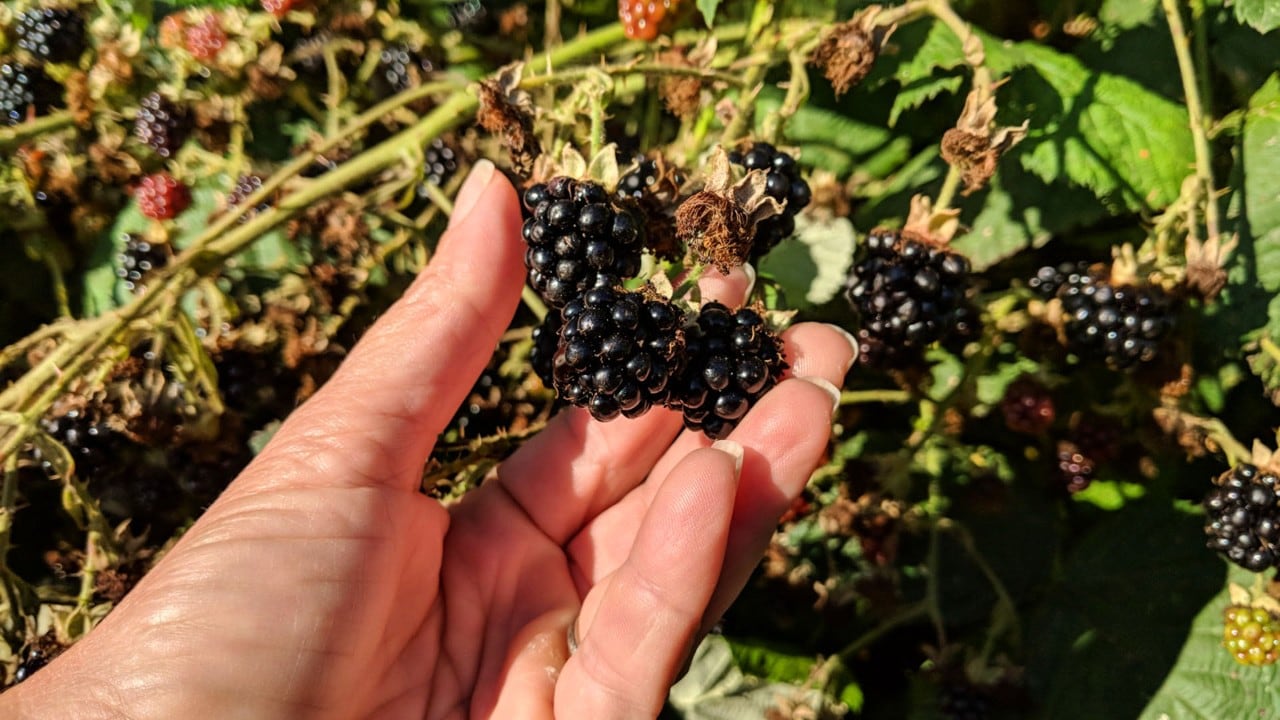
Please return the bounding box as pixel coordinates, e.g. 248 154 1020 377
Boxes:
15 8 87 64
134 92 190 159
552 286 685 421
845 230 977 366
1223 605 1280 666
521 177 644 307
1000 376 1054 435
115 234 167 293
1040 265 1177 369
727 142 811 259
675 302 786 440
1204 463 1280 572
0 61 61 125
530 310 562 389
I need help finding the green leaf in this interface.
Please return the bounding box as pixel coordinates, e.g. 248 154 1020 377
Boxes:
757 88 894 158
83 204 148 317
1001 42 1195 212
1140 565 1280 719
668 635 845 719
1242 74 1280 292
1234 0 1280 33
758 215 856 308
696 0 722 27
1098 0 1159 28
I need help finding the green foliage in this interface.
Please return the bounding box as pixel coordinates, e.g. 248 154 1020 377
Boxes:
696 0 723 27
1233 0 1280 34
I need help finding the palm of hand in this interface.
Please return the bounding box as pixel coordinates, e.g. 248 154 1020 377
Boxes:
0 168 852 720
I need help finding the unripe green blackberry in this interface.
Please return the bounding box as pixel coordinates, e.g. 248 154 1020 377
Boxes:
1223 604 1280 666
674 302 787 440
552 286 685 421
1204 464 1280 572
521 177 644 307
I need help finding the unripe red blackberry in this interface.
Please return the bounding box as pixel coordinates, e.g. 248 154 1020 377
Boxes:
845 230 979 367
552 286 685 421
185 14 227 62
134 92 191 159
727 142 811 259
0 61 61 125
115 234 168 293
1055 441 1095 493
15 8 87 64
521 177 644 307
1223 604 1280 666
262 0 303 18
1037 264 1177 370
135 172 191 220
674 302 787 439
1000 377 1054 435
1204 464 1280 572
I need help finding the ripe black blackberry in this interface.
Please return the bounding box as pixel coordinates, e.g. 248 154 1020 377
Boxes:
552 286 685 421
226 174 269 219
371 44 439 98
617 158 659 199
423 137 458 186
674 302 786 440
447 0 495 33
1223 604 1280 666
1028 261 1091 300
15 8 87 64
1204 463 1280 572
1040 265 1177 370
530 310 562 389
845 230 978 367
134 92 190 159
521 177 644 307
0 61 61 125
39 409 116 478
939 683 990 720
115 234 168 293
727 142 811 259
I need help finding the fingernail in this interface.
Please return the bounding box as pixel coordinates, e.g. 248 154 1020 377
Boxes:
711 439 744 477
799 375 841 414
449 159 495 229
742 263 757 299
827 323 861 372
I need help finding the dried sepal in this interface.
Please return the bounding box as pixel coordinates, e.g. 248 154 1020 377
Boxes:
809 5 895 98
676 148 784 271
477 63 542 173
903 194 961 247
940 87 1028 195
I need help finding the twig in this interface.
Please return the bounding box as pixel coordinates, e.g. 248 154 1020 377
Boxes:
1162 0 1220 242
840 389 913 405
0 111 76 147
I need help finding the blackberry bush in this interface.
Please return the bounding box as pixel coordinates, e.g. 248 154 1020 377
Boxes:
674 302 786 439
15 8 87 64
845 230 978 366
727 142 812 259
0 61 60 125
1203 464 1280 572
1223 605 1280 666
134 92 191 159
551 286 685 421
521 177 644 307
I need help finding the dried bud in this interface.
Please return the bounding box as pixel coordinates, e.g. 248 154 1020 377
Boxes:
477 63 541 173
810 7 895 98
940 88 1028 195
675 148 784 271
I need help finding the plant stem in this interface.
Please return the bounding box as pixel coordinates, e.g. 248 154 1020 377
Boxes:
0 111 76 147
933 164 963 214
841 389 913 405
1162 0 1220 242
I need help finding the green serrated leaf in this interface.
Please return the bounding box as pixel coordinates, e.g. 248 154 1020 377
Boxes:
1234 0 1280 33
758 215 855 308
669 635 845 719
1139 565 1280 719
1242 75 1280 292
1001 42 1195 212
756 88 894 158
696 0 722 27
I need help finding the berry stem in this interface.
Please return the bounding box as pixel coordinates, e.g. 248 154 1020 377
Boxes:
1161 0 1220 244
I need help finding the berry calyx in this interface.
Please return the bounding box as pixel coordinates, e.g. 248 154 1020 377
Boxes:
135 173 192 220
1223 604 1280 666
551 286 686 421
521 177 644 307
674 302 787 440
1204 464 1280 572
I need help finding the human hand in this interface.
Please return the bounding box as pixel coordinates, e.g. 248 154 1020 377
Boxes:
0 162 855 720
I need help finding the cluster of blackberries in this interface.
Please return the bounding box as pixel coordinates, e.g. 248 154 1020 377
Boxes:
1032 262 1177 370
116 234 168 293
15 8 86 64
134 92 191 159
522 177 786 437
1204 464 1280 572
727 143 812 259
522 177 643 307
0 61 60 126
845 230 979 366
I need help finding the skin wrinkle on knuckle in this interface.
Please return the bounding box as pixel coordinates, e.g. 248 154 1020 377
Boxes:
574 641 651 715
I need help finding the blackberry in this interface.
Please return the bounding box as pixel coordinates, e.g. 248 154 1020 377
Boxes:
521 177 644 307
447 0 495 33
134 92 191 159
617 158 660 199
39 409 116 478
1223 604 1280 666
227 174 269 218
727 142 811 259
552 286 685 421
1028 261 1091 300
1055 441 1095 494
371 44 439 98
423 137 458 187
15 8 87 64
115 234 168 293
185 14 226 62
844 230 978 367
530 310 562 389
12 634 65 685
939 683 990 720
1000 376 1054 435
616 156 684 260
1047 267 1177 370
675 302 787 440
135 172 191 220
1204 464 1280 572
0 61 61 125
